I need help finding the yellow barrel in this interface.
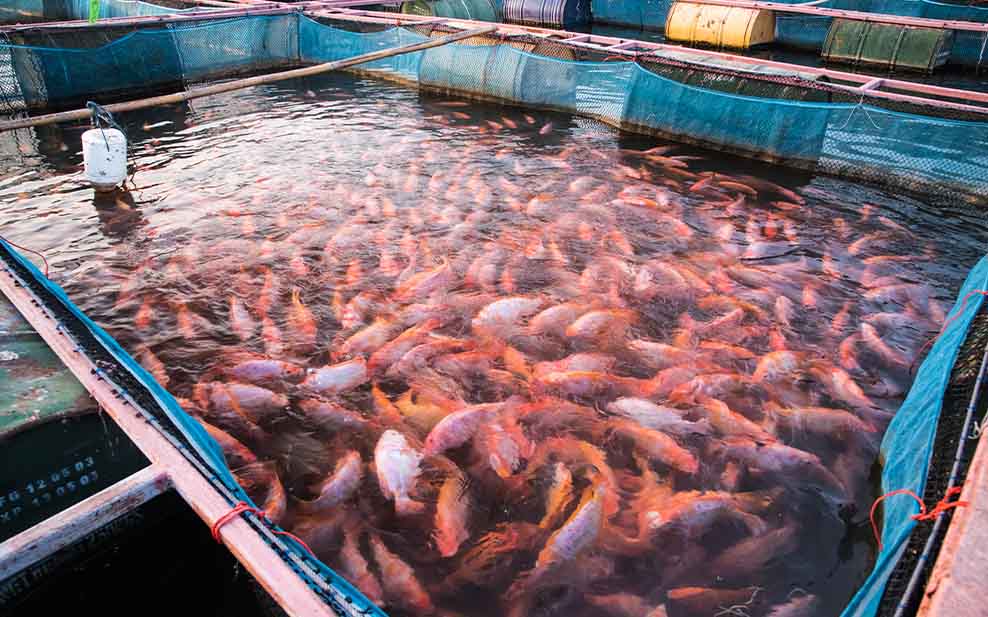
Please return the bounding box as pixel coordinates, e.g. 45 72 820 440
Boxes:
665 1 776 49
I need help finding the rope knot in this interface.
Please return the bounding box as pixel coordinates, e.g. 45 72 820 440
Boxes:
870 487 969 550
211 500 316 558
912 486 969 522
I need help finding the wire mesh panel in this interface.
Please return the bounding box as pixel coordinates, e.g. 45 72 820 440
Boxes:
171 15 299 83
624 63 832 163
299 18 428 81
820 104 988 200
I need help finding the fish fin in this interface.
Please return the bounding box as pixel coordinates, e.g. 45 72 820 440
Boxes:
396 496 426 516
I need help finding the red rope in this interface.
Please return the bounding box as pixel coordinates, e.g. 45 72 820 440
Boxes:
211 501 315 557
870 487 970 551
0 234 50 278
211 501 256 542
912 289 988 374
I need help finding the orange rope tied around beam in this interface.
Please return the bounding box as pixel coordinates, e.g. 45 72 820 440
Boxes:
211 501 315 557
870 487 969 551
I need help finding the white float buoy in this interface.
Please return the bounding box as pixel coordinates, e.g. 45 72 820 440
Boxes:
82 127 127 192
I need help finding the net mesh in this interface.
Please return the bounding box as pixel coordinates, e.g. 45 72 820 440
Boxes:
0 0 214 23
876 304 988 617
0 13 987 617
1 15 299 108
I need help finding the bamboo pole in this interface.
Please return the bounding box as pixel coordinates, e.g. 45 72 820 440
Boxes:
0 25 495 132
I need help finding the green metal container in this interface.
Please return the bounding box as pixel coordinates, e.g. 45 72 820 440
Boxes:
822 19 954 72
0 294 147 543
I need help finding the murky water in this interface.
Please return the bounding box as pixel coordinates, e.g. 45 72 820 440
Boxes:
1 71 986 617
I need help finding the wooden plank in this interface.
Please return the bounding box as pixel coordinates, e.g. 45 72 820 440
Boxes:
0 267 341 617
0 465 169 579
0 25 496 132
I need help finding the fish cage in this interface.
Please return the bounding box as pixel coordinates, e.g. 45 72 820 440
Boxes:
0 0 216 25
1 5 988 617
0 236 381 617
2 238 986 617
1 11 988 200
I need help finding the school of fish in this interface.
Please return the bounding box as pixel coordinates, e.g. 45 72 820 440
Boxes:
46 88 966 617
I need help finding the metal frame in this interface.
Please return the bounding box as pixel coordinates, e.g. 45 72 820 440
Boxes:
0 466 170 580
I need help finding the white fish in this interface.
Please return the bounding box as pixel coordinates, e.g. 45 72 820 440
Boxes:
374 430 425 515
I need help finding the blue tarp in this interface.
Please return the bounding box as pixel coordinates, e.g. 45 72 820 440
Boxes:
841 254 988 617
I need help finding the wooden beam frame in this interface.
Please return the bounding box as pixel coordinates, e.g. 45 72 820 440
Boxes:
0 466 170 579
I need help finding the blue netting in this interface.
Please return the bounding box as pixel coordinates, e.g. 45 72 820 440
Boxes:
0 237 389 617
840 255 988 617
821 104 988 199
170 14 299 82
0 0 215 22
623 62 830 162
300 17 427 81
2 15 298 107
920 0 988 22
296 19 988 196
3 15 988 196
